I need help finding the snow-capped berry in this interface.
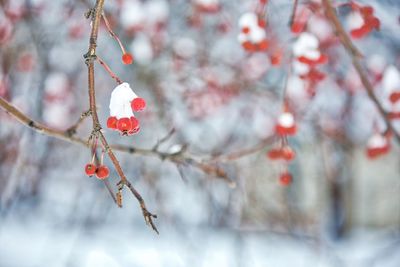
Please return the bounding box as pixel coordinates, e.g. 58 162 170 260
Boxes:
96 165 110 179
109 82 145 135
276 112 297 136
122 53 133 65
117 117 132 132
131 97 146 111
366 133 390 159
85 163 97 176
107 116 118 129
279 172 292 186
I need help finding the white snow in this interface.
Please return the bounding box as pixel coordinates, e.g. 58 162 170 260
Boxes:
278 112 295 127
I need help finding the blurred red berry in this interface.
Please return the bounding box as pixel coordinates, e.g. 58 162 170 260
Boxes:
267 149 282 160
281 147 296 161
279 172 292 186
242 26 250 34
389 91 400 103
258 39 269 51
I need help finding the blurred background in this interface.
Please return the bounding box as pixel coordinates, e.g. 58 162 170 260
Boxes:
1 0 400 266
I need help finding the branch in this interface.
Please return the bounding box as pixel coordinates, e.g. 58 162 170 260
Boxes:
84 0 158 233
322 0 400 143
0 95 273 186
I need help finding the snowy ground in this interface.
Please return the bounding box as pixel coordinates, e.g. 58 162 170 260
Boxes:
1 212 399 267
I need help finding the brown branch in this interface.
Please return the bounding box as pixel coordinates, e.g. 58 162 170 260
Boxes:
321 0 400 143
1 94 275 190
84 0 158 233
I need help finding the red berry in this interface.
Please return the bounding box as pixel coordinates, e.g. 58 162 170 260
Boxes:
389 91 400 103
258 39 269 51
388 112 400 119
276 124 297 136
107 116 118 129
350 25 370 39
130 116 139 130
281 147 296 161
131 97 146 111
242 26 250 34
117 117 132 132
96 165 110 179
279 172 292 186
242 41 256 52
361 6 374 16
85 163 97 176
122 53 133 65
267 148 282 160
258 19 266 28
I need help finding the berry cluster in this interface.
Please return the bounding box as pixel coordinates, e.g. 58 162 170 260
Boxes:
348 3 380 39
365 133 390 159
85 163 110 179
107 82 146 135
293 33 328 67
292 33 328 96
266 107 298 186
238 12 268 52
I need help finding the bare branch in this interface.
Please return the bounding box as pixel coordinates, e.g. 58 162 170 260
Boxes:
321 0 400 143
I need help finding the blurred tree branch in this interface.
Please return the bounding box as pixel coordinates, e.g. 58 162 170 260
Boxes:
322 0 400 143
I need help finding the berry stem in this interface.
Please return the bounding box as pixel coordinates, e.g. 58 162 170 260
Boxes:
96 55 122 84
101 12 127 55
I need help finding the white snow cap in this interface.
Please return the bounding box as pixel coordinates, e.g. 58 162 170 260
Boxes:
238 12 258 29
347 12 364 30
367 134 387 148
382 65 400 94
278 112 295 127
109 83 138 119
238 12 266 45
293 32 320 57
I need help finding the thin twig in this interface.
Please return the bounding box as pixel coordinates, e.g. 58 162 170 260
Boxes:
96 56 122 84
321 0 400 143
65 109 91 137
102 12 127 54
